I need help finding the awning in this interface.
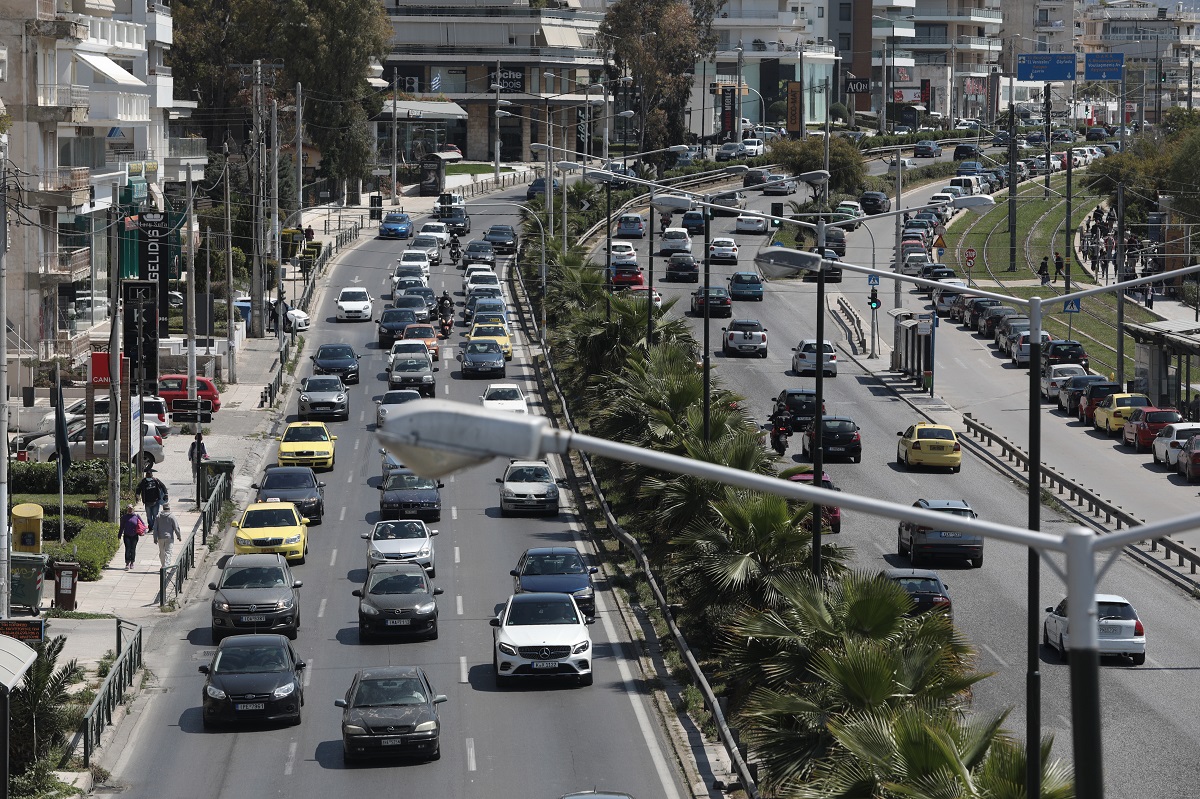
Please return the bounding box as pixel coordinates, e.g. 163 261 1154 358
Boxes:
147 182 164 212
541 25 582 48
377 100 468 122
76 52 143 87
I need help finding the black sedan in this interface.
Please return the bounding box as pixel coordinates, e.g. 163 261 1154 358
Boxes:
881 568 953 621
310 343 361 384
199 634 305 728
483 224 519 255
378 468 443 521
252 467 325 523
458 339 507 378
353 563 443 641
510 546 598 617
800 415 862 463
689 286 733 318
377 308 419 347
463 240 496 267
336 666 447 762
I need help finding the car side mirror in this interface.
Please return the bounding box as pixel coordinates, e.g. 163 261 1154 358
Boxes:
1045 606 1055 613
589 567 599 574
437 481 445 488
509 569 519 577
208 582 217 590
376 485 384 491
309 355 315 361
432 587 445 596
496 477 503 484
489 617 500 627
897 431 904 436
352 589 363 597
334 698 348 708
300 518 310 525
198 665 210 674
375 399 381 405
433 694 448 705
433 367 439 372
555 478 567 487
251 483 260 490
360 533 369 540
295 660 306 670
586 617 596 625
330 436 337 441
317 482 326 488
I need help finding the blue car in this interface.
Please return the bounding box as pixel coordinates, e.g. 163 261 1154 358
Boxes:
379 213 413 240
728 271 765 301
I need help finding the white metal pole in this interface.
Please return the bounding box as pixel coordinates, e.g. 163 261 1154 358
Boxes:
186 163 197 409
273 98 283 352
391 76 399 206
296 82 303 213
0 161 8 617
224 145 237 384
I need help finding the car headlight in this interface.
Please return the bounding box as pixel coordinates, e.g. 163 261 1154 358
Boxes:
206 684 227 700
418 542 432 556
414 601 436 614
335 394 346 402
272 682 296 699
276 597 295 610
414 720 438 733
573 586 593 599
343 723 368 735
299 394 310 403
213 599 231 612
500 488 516 498
421 375 433 382
284 534 302 545
572 640 591 655
497 642 517 656
361 601 382 617
545 485 559 498
235 536 253 547
369 546 385 559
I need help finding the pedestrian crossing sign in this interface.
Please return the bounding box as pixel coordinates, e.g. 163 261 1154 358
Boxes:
868 274 880 286
1063 298 1081 313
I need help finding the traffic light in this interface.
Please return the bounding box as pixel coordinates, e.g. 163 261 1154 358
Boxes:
122 289 159 393
868 288 881 309
770 202 783 228
404 76 419 93
1161 70 1167 83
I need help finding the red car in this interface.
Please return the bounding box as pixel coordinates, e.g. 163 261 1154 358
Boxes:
157 374 222 412
1121 406 1182 452
611 265 644 289
786 470 842 533
1077 382 1120 424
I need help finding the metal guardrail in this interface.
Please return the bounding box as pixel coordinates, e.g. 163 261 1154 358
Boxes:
159 472 230 607
79 618 143 768
835 295 867 352
507 260 762 798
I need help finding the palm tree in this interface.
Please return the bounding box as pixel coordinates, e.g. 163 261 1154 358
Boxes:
9 635 81 774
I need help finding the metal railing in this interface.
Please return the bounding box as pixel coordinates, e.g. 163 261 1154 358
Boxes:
78 618 143 768
508 259 762 798
167 137 206 158
36 83 88 108
159 472 230 607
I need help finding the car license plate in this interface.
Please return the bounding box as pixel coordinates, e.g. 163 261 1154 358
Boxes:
939 532 961 538
240 615 267 623
235 703 265 711
1099 625 1120 634
531 661 559 670
381 739 405 746
929 445 946 452
386 619 412 626
828 446 844 452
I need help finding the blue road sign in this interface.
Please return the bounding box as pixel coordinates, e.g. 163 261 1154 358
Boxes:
868 274 880 286
937 247 945 258
1063 298 1081 314
1017 53 1076 82
1085 53 1124 81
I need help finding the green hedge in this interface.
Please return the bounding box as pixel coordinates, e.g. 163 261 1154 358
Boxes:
44 520 119 582
10 460 120 495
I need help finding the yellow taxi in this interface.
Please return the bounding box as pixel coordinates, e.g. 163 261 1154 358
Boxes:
467 322 513 360
403 323 441 361
277 421 337 471
1092 392 1151 436
232 500 309 563
896 422 962 472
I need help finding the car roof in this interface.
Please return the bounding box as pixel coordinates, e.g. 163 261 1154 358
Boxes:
916 498 972 510
781 388 817 396
262 466 318 476
367 561 428 576
510 591 574 604
883 567 943 580
507 459 550 469
912 421 954 430
1095 594 1131 604
218 633 291 649
224 553 289 567
284 421 330 431
355 664 423 680
523 546 582 557
244 500 300 512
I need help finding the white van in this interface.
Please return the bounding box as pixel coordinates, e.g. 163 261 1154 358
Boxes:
949 176 980 196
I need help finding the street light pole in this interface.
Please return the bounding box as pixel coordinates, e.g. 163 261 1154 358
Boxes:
703 200 712 442
812 219 827 575
494 60 502 181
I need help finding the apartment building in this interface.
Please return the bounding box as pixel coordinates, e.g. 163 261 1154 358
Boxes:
0 0 205 363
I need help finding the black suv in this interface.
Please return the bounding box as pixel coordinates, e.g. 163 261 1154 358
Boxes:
376 308 418 347
665 253 700 282
859 191 891 214
775 388 824 432
209 554 302 641
483 225 518 254
310 343 361 384
442 208 471 235
953 144 983 160
1044 340 1090 371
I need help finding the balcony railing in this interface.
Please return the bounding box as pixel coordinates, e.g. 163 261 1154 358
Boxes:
148 64 172 76
41 248 90 278
77 16 146 52
38 0 56 19
958 35 1002 48
954 7 1003 18
147 1 171 15
89 90 150 123
36 83 88 108
36 167 90 193
168 137 208 158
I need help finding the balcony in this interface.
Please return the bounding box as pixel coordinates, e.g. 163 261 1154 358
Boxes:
77 15 146 54
916 7 1003 23
958 35 1002 50
40 248 91 283
88 90 150 124
144 3 172 44
163 137 208 182
389 43 603 64
27 167 90 208
25 16 87 40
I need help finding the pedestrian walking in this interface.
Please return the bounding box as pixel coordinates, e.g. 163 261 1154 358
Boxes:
1038 257 1050 285
119 504 147 571
135 467 168 529
1146 283 1155 309
304 225 315 242
152 503 182 569
188 432 208 481
1054 251 1065 282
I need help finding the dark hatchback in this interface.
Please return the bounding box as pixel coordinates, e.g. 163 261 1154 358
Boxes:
336 666 447 762
897 499 983 568
1044 339 1090 371
1059 374 1110 414
882 568 953 620
1078 381 1121 423
378 468 443 522
510 546 599 617
859 191 892 214
310 343 361 384
680 210 706 234
775 388 824 432
199 634 305 728
253 467 325 523
690 286 733 317
666 253 700 282
483 224 519 254
526 177 560 202
801 415 862 463
353 563 443 641
209 554 302 641
463 240 496 266
459 339 507 378
442 209 471 235
377 308 419 347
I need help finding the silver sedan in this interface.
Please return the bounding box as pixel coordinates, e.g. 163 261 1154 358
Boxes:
376 389 422 428
298 375 350 421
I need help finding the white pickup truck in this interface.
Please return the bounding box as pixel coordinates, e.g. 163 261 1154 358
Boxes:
722 319 768 358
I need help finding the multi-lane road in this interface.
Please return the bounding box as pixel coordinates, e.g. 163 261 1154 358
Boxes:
103 194 690 799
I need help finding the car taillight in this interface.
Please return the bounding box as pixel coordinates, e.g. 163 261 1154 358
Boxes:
762 333 767 342
829 354 836 362
952 442 961 451
852 432 861 443
1134 620 1145 636
930 595 951 605
912 441 922 450
154 435 163 445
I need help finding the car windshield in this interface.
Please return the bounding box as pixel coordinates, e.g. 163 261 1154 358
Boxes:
219 565 289 589
1117 396 1151 407
394 359 429 372
802 342 834 353
381 392 419 405
384 214 408 224
318 346 354 360
823 420 856 433
894 577 943 594
384 473 438 490
506 599 580 625
412 237 438 248
1146 411 1181 423
732 274 760 284
283 426 330 442
262 471 315 490
470 275 499 284
524 553 587 575
1097 602 1137 621
473 326 505 337
663 231 686 240
341 290 369 303
350 677 427 707
421 224 444 233
303 378 342 393
916 428 956 441
242 508 298 528
212 645 291 674
401 253 427 263
405 326 435 338
467 243 492 253
382 309 417 324
506 465 553 482
485 388 522 401
391 343 426 355
783 394 816 413
372 521 428 540
367 571 428 595
465 341 502 355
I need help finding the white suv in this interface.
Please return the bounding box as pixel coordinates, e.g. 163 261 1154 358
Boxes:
497 459 564 516
335 287 374 321
741 138 765 157
491 593 595 687
660 227 693 254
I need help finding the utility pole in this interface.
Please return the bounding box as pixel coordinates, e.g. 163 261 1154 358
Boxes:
107 182 121 525
250 59 265 339
1189 60 1194 112
1116 183 1126 387
822 78 832 207
1120 65 1127 152
0 162 8 617
273 97 284 352
890 157 904 369
1155 53 1163 125
296 82 303 213
736 46 744 141
391 75 399 207
224 143 237 384
205 227 211 356
186 164 197 413
494 59 502 181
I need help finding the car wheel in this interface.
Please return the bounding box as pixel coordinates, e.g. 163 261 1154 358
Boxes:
1131 652 1146 666
1152 449 1161 464
579 672 594 687
1042 624 1050 648
910 548 922 567
1059 635 1069 662
896 446 905 466
429 743 442 761
547 504 560 517
760 349 768 359
498 505 509 517
897 530 909 555
286 625 298 641
830 518 841 534
212 629 224 644
971 556 984 568
493 655 510 688
429 621 439 641
290 707 302 727
359 626 372 644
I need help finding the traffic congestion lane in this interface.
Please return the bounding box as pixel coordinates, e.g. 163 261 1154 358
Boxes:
106 205 689 799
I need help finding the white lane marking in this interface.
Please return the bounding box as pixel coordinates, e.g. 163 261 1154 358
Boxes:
451 506 458 520
284 741 298 775
456 595 464 615
339 507 347 521
449 475 455 483
459 656 468 684
873 542 887 554
330 548 338 567
302 659 313 688
981 644 1010 669
347 473 353 484
444 383 450 395
1058 714 1071 728
465 737 477 771
359 409 366 422
454 546 461 564
354 439 360 451
318 598 328 619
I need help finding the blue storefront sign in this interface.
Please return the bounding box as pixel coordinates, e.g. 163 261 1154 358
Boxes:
1017 53 1076 82
1084 53 1124 81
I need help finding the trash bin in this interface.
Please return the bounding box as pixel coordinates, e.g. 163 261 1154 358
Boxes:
52 561 80 612
11 503 43 553
201 458 236 503
10 553 47 613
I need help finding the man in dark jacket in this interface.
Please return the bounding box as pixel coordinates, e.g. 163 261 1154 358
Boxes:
136 468 168 528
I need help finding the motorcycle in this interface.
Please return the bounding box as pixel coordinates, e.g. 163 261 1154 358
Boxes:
438 308 454 338
767 415 791 456
449 245 461 266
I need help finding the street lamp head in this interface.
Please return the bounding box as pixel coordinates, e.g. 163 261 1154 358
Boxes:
556 160 580 172
377 400 549 478
722 165 750 175
496 110 515 118
952 195 997 213
754 247 824 279
798 169 831 185
490 83 503 91
617 110 635 118
667 145 690 153
651 194 695 212
497 99 512 107
621 76 635 86
588 97 605 106
531 143 548 152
